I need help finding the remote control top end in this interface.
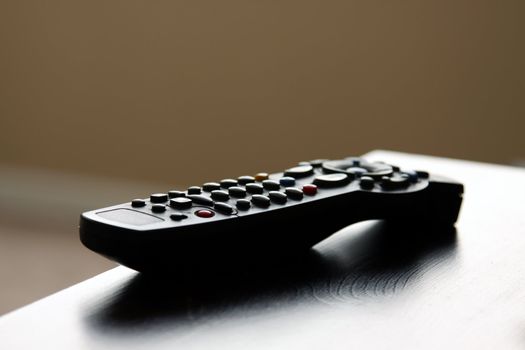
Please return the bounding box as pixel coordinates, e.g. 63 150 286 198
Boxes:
79 156 464 272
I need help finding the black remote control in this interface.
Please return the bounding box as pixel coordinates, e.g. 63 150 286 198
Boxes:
80 157 463 272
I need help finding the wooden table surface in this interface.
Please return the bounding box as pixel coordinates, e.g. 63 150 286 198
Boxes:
2 150 525 350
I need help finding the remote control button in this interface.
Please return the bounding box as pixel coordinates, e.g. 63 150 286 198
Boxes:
203 182 221 192
195 209 215 218
187 186 202 195
309 159 328 167
251 194 270 208
284 165 314 178
238 175 255 185
323 159 393 178
229 186 247 198
170 213 188 221
220 179 237 188
269 191 287 204
285 187 304 200
348 157 361 166
302 184 318 196
262 180 280 191
150 193 168 203
364 164 393 178
187 194 214 206
416 170 429 178
279 177 296 187
313 173 350 188
170 197 192 210
381 175 410 190
255 173 269 182
403 170 419 183
345 167 368 177
236 199 251 210
246 183 264 194
214 202 234 215
151 204 166 213
131 199 146 208
359 176 375 189
211 190 229 201
168 190 186 198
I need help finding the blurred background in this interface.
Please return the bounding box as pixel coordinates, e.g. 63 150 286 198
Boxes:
0 1 523 314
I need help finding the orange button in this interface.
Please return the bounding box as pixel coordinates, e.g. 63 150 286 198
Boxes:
255 173 269 181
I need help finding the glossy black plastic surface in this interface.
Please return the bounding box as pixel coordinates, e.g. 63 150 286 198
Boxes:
80 156 463 272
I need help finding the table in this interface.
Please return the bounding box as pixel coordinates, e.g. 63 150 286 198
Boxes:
2 150 525 350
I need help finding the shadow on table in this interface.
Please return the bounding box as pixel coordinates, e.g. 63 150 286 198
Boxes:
87 220 458 332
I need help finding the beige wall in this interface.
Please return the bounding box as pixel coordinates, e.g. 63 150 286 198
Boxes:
1 1 524 186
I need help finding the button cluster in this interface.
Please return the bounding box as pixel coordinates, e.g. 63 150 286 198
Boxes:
356 168 423 190
131 158 420 221
135 170 323 219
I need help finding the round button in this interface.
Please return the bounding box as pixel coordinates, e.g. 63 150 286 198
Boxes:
187 186 202 194
229 186 247 198
236 199 251 210
251 194 270 208
359 176 375 189
170 197 192 210
238 175 255 185
349 157 361 166
344 167 367 176
313 173 350 188
285 187 303 200
416 170 429 179
380 175 410 190
220 179 237 188
255 173 269 182
168 190 186 198
262 180 280 191
170 213 188 221
302 184 318 196
403 170 419 183
246 183 264 194
214 202 234 215
186 194 214 206
131 199 146 208
279 177 296 187
211 190 230 201
322 159 393 179
150 193 168 203
151 204 166 213
195 209 215 218
269 191 287 204
203 182 221 192
284 165 314 178
309 159 328 167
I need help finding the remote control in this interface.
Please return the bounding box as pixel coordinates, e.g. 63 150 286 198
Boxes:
80 157 463 272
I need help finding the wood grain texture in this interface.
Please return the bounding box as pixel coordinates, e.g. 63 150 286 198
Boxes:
2 151 525 349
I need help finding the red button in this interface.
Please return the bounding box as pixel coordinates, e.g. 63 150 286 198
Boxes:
195 209 215 218
302 184 317 196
